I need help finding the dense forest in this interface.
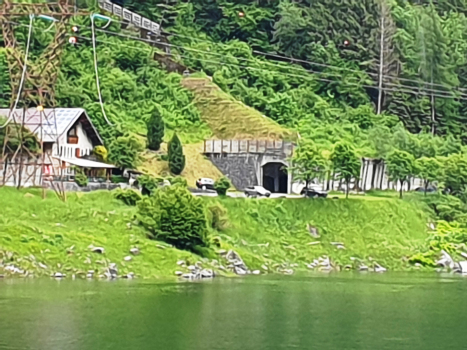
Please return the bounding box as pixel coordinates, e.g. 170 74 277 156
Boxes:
2 0 467 160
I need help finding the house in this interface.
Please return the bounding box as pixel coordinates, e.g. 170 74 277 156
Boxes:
0 108 116 189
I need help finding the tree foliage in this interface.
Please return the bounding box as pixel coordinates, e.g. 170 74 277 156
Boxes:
414 157 443 195
107 134 144 170
147 107 165 151
168 133 185 175
330 142 361 198
291 140 328 187
386 150 415 198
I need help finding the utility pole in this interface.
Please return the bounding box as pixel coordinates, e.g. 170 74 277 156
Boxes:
0 0 85 199
377 14 385 115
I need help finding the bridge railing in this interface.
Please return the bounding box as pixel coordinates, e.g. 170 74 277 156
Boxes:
203 139 294 156
98 0 161 35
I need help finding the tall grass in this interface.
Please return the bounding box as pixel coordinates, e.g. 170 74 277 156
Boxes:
213 197 429 271
0 187 196 278
0 188 430 278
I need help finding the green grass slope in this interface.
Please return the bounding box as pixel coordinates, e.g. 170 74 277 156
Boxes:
0 188 197 279
1 187 430 279
182 77 295 140
215 198 430 271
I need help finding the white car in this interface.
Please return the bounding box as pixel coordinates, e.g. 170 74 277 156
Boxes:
196 178 215 190
244 186 271 198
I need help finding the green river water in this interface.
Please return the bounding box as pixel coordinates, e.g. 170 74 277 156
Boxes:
1 273 467 349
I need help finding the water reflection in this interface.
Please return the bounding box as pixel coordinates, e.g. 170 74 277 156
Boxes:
1 274 467 350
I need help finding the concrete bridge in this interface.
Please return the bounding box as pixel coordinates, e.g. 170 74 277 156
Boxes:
204 139 295 194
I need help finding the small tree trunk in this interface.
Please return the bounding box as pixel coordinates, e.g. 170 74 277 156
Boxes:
399 180 403 199
424 180 428 196
346 179 349 199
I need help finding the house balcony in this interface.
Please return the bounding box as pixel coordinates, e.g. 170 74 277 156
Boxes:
67 136 79 144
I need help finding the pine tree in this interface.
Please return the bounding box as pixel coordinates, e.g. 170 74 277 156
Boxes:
168 133 185 175
147 109 164 151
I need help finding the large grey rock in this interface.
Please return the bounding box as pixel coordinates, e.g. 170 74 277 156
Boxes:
130 248 140 255
436 250 455 270
90 246 105 254
307 224 320 238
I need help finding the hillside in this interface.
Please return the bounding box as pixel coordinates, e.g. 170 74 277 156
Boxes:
0 187 430 278
1 0 466 186
182 77 294 140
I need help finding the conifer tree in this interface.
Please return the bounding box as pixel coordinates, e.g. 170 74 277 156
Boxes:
168 133 185 175
147 108 164 151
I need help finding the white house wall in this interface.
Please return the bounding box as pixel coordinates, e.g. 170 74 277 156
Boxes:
57 122 94 158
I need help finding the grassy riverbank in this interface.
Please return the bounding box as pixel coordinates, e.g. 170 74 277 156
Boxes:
0 188 431 278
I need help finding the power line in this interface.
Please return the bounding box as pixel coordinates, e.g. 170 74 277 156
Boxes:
3 18 466 101
106 16 467 94
81 27 467 99
74 34 467 100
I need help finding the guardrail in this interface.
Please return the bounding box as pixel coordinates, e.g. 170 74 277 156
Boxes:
97 0 161 35
203 139 294 156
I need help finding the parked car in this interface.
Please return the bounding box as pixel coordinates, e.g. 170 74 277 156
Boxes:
414 185 437 193
244 186 271 198
300 184 328 198
196 178 215 190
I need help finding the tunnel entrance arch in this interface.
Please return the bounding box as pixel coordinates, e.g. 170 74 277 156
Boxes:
262 162 288 193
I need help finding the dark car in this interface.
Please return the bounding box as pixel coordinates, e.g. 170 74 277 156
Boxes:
414 186 437 193
300 184 328 198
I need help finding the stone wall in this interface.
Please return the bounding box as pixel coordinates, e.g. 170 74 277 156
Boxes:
208 153 260 190
49 181 121 192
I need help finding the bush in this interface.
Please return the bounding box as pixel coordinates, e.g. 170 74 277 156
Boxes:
422 194 467 223
93 145 108 162
114 188 142 206
166 176 188 187
214 177 231 196
75 172 88 187
207 202 229 231
137 185 208 251
110 175 128 184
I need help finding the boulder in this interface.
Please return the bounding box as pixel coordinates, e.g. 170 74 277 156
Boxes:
201 269 214 278
458 261 467 274
124 256 132 262
307 224 320 238
234 266 247 275
90 246 105 254
130 248 140 255
374 263 387 273
436 250 455 270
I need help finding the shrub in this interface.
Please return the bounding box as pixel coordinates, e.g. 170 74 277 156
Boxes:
93 145 108 162
110 175 128 184
114 188 142 206
207 202 229 231
168 133 185 175
166 176 188 187
137 185 208 251
214 177 231 196
422 194 467 223
75 172 88 187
